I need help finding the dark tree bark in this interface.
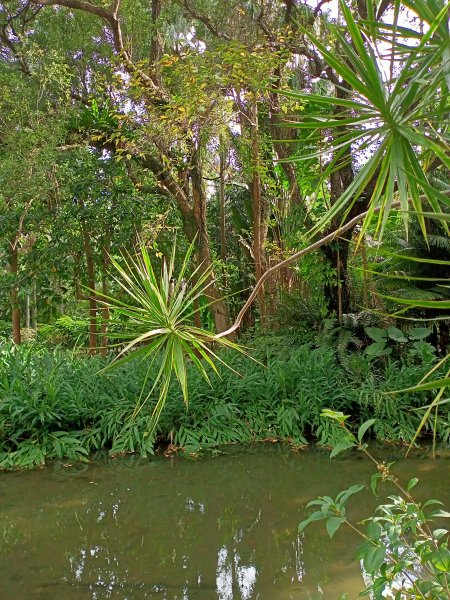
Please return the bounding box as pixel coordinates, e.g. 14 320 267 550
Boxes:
81 220 98 353
10 242 21 345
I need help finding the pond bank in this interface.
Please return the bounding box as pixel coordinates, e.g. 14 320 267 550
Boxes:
1 341 446 470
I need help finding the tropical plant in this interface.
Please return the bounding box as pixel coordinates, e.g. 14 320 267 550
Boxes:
299 410 450 599
364 325 434 359
96 238 244 435
282 0 450 239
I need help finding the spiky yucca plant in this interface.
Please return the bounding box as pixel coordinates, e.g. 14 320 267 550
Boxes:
281 0 450 239
97 239 244 436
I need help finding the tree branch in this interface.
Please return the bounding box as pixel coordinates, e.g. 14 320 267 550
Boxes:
176 0 231 40
31 0 111 20
217 187 450 339
216 201 401 339
30 0 168 103
313 0 333 18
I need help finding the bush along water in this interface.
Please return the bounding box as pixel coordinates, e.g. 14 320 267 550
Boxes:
0 333 447 470
299 411 450 599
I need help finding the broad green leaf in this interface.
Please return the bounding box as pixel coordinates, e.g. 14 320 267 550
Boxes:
337 484 365 505
366 521 382 541
365 327 387 343
358 419 376 442
429 547 450 572
330 441 355 458
298 510 327 533
326 516 345 538
363 545 386 574
365 341 388 358
407 477 419 491
433 528 449 540
408 327 432 340
386 326 408 343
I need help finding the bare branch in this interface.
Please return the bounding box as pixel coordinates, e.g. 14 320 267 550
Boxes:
313 0 333 18
111 0 121 18
216 188 450 339
177 0 231 41
216 201 400 339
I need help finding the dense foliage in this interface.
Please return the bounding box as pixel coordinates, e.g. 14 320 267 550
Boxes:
0 332 446 470
0 2 448 596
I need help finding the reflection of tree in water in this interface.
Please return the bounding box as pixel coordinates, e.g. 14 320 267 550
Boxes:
65 490 306 598
216 544 257 599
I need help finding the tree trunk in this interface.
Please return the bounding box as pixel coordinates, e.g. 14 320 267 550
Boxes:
219 141 226 261
25 293 30 328
82 221 98 353
99 241 110 357
10 242 21 344
31 278 37 330
269 73 303 208
190 159 230 333
323 81 355 316
143 152 230 333
250 98 266 322
149 0 163 78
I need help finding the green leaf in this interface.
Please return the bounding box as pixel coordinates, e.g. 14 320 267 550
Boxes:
433 510 450 518
392 377 450 394
386 326 408 343
358 419 376 442
298 510 327 533
321 409 351 422
326 516 345 538
366 521 382 541
365 341 390 358
407 477 418 492
363 545 386 574
429 547 450 572
365 327 387 343
330 441 355 458
408 327 432 340
433 528 449 540
337 484 365 505
371 473 382 496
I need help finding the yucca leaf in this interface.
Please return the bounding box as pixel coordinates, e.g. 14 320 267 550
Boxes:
378 294 450 309
96 237 247 438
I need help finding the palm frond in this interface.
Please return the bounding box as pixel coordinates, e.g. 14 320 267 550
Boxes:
280 0 449 239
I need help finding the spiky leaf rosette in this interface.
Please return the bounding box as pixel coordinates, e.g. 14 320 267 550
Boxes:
96 238 244 437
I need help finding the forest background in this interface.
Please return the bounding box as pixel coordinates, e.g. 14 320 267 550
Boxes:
0 0 449 469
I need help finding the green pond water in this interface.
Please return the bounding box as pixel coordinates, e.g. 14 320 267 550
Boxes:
0 444 449 599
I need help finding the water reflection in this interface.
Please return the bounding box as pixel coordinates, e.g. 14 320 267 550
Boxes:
0 445 448 599
216 545 258 599
62 485 305 598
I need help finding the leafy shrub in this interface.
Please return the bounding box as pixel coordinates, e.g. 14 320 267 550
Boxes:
0 319 11 340
37 315 90 348
299 413 450 599
0 334 445 470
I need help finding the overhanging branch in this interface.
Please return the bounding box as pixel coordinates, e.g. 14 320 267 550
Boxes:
216 200 400 339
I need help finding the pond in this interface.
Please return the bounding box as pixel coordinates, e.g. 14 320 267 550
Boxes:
0 444 448 599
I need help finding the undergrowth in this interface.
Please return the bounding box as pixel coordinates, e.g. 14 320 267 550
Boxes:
0 335 447 470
